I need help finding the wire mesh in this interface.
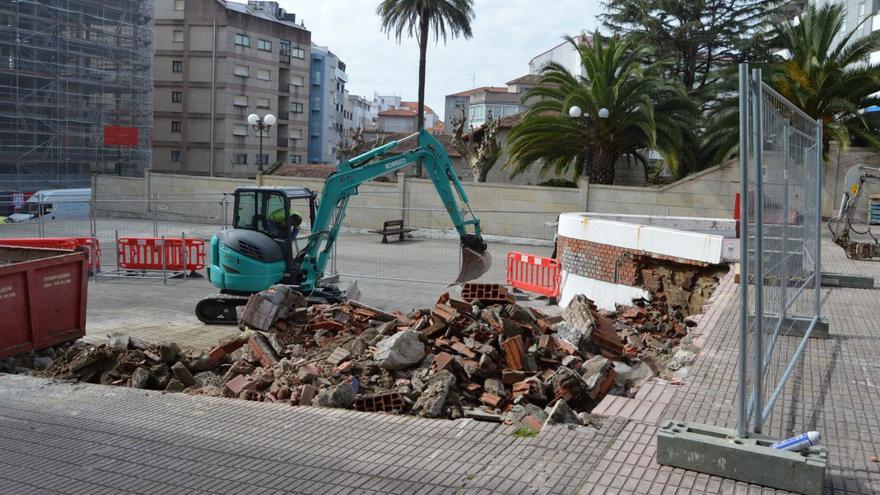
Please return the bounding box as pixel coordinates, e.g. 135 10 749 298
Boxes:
739 65 822 436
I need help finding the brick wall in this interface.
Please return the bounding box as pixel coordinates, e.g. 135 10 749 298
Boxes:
558 235 709 287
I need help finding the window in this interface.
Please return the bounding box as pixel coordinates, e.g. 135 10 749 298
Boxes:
173 0 185 10
172 60 182 73
280 40 291 55
290 155 302 164
290 129 302 139
292 47 305 59
257 68 271 81
171 91 182 103
291 75 304 86
256 97 270 109
291 102 303 113
171 150 181 162
257 39 272 51
233 153 248 165
233 124 248 137
171 121 181 133
257 154 269 166
234 64 249 77
234 34 250 47
173 30 184 43
233 95 248 107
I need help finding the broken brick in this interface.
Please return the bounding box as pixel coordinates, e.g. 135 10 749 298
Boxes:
479 392 504 408
451 342 476 359
248 333 279 368
225 374 260 395
298 384 317 406
501 335 526 371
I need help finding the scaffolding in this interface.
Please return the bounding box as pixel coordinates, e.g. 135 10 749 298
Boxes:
0 0 154 191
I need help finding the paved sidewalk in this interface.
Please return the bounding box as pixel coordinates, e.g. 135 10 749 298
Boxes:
583 238 880 494
0 374 626 495
1 237 878 494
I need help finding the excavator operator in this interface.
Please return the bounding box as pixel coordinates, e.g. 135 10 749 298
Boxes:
268 208 303 240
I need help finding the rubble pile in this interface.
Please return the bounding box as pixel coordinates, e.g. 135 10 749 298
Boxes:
2 267 724 434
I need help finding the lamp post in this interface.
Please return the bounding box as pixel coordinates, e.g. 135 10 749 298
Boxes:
248 113 276 173
569 105 609 178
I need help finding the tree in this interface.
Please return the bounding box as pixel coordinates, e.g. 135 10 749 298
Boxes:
451 107 501 182
376 0 475 144
704 3 880 162
507 32 699 185
600 0 778 110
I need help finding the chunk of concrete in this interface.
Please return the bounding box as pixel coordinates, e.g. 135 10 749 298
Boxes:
657 420 826 495
374 331 425 370
130 367 151 389
544 399 581 426
412 370 455 418
313 382 355 409
171 361 195 387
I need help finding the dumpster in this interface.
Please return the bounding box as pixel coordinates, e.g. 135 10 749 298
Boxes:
0 246 88 358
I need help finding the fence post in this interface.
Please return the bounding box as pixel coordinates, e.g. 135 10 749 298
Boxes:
181 231 188 277
780 119 790 335
815 119 822 317
37 192 45 238
398 172 407 227
161 235 167 285
736 63 750 439
750 67 765 434
152 193 159 238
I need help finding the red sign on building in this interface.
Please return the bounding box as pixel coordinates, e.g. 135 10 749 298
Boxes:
103 125 139 147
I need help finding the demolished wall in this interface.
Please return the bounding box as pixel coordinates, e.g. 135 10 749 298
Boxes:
556 213 725 310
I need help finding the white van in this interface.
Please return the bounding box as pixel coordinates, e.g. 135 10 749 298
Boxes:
8 188 91 223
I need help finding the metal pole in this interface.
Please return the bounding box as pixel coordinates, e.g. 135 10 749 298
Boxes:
258 125 264 173
815 119 823 319
152 193 159 238
780 119 790 331
209 19 217 177
737 63 750 439
181 231 188 278
161 235 167 285
751 68 765 434
38 193 44 238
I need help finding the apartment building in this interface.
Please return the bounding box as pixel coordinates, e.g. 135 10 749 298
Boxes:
307 45 347 164
153 0 310 176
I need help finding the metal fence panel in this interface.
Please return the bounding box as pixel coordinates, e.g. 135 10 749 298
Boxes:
739 64 822 437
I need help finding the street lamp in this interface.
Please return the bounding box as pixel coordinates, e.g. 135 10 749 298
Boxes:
248 113 276 173
569 106 609 177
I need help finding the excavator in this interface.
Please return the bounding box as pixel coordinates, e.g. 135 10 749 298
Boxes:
828 164 880 260
196 129 492 324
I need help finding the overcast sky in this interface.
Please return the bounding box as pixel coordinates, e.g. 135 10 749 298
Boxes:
278 0 602 121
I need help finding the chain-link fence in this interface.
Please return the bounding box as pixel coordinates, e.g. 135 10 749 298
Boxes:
738 64 823 437
0 189 557 286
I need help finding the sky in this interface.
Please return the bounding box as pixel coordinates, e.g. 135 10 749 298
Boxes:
279 0 602 122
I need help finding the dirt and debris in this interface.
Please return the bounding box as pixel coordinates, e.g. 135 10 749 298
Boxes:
2 267 724 434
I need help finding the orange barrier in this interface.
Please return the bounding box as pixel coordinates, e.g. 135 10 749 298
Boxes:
506 251 561 298
0 237 101 273
117 237 205 272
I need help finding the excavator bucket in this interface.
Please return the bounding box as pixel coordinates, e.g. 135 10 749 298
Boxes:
455 245 492 284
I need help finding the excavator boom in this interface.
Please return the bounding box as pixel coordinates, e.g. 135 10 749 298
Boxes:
297 129 491 291
828 164 880 260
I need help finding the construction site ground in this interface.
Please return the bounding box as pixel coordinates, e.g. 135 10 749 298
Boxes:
1 234 878 494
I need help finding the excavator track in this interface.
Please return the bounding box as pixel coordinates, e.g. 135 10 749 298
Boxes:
195 293 249 325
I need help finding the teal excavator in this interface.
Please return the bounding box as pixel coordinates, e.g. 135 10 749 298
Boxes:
196 130 491 324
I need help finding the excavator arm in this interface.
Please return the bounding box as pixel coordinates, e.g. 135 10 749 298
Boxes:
296 129 490 291
828 164 880 260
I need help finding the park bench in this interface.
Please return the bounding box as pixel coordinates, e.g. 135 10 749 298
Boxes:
373 219 414 243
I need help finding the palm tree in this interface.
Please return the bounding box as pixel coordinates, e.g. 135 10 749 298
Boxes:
377 0 474 133
507 32 699 184
704 3 880 162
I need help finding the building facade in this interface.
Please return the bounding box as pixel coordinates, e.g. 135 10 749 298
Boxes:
347 94 374 132
307 45 347 164
153 0 310 177
443 86 526 132
528 34 589 77
823 0 880 63
0 0 154 190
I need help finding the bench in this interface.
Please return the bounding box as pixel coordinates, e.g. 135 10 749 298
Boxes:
372 219 414 243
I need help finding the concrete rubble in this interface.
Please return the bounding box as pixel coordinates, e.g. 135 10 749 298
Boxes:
1 277 723 434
